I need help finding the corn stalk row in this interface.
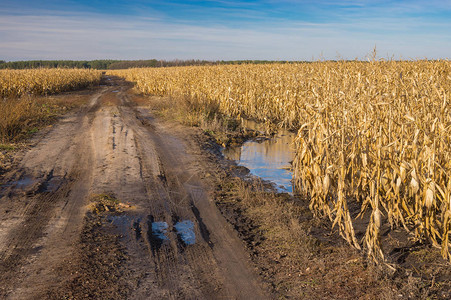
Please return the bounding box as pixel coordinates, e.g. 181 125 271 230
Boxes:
0 69 102 98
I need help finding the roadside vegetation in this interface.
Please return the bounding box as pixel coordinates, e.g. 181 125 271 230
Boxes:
109 60 451 264
215 177 450 299
0 69 101 98
0 68 101 170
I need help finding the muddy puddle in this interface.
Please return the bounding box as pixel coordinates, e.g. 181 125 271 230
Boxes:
107 214 197 247
1 175 64 194
149 219 196 246
174 220 195 245
40 176 62 193
13 176 35 188
1 176 36 190
151 221 169 241
223 120 296 193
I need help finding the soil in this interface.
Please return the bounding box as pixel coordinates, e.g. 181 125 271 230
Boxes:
1 76 449 300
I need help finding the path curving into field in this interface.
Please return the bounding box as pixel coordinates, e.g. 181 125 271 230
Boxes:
0 77 267 299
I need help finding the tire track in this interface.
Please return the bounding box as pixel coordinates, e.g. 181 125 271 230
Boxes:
0 86 112 299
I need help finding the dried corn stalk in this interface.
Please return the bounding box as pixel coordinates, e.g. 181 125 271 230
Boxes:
109 60 451 262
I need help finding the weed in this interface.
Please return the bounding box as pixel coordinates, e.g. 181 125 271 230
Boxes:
90 194 121 214
0 144 16 151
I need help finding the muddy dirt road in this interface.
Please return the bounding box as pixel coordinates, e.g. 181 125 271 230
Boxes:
0 77 267 299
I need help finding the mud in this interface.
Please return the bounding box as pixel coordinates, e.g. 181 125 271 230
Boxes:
174 220 196 246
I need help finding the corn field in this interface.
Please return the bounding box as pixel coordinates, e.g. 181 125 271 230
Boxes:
0 69 101 98
109 61 451 261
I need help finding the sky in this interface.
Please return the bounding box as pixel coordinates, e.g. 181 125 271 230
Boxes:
0 0 450 61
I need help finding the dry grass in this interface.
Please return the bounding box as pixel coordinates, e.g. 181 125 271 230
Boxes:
0 69 101 143
109 60 451 262
0 98 40 143
217 177 437 299
0 96 84 143
89 194 121 214
142 94 251 147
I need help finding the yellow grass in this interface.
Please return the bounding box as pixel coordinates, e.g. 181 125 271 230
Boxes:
0 68 101 142
109 60 451 261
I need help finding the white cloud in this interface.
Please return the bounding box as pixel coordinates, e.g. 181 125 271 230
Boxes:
0 9 449 61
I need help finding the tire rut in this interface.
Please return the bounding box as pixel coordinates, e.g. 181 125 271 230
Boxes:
0 87 109 299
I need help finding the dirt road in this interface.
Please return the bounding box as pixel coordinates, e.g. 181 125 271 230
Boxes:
0 77 267 299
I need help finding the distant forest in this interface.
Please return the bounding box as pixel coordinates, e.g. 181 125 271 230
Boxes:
0 59 296 70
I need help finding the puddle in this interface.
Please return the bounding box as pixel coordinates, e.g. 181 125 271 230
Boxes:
40 176 62 193
148 219 170 255
112 90 119 93
151 221 169 241
223 120 296 193
2 176 36 190
15 176 36 188
174 220 196 245
108 215 196 247
133 218 142 240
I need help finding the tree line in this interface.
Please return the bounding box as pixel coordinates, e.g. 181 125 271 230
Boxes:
0 60 119 70
0 59 303 70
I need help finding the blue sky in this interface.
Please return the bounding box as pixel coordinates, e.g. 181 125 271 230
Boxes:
0 0 450 61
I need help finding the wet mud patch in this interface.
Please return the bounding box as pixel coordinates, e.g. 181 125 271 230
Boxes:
174 220 196 246
1 175 37 193
147 215 170 256
37 174 64 193
107 214 141 239
2 172 65 197
46 209 131 299
133 218 142 240
190 204 213 248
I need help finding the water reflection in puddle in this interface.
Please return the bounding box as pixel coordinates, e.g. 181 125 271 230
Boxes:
174 220 196 245
2 176 36 190
223 120 296 193
41 176 62 192
15 177 35 188
151 221 169 241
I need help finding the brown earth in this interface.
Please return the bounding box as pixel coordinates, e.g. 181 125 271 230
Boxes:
0 77 268 299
